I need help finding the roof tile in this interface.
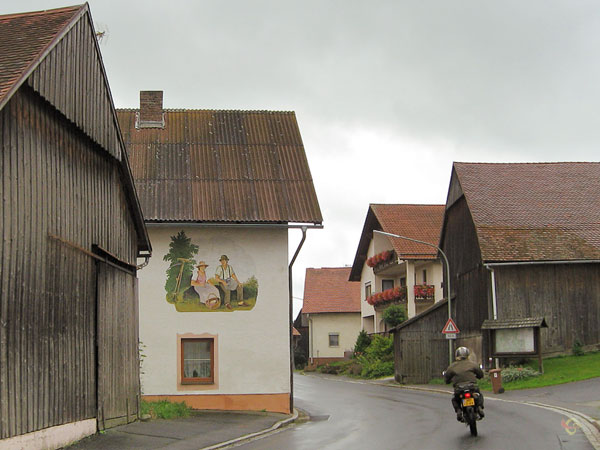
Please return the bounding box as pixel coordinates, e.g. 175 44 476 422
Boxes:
303 267 361 314
454 162 600 261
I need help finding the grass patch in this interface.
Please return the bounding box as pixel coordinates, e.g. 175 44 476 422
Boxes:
477 351 600 391
141 400 191 419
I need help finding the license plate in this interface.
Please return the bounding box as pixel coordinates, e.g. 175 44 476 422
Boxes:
462 398 475 407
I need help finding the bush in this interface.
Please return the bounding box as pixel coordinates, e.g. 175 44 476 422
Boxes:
499 366 540 383
294 348 307 369
573 340 585 356
382 304 407 328
356 335 395 379
353 330 372 356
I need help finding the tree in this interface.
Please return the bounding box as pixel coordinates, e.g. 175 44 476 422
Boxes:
163 231 199 296
353 330 372 356
383 304 407 328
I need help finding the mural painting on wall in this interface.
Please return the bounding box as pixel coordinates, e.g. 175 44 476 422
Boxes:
164 231 258 312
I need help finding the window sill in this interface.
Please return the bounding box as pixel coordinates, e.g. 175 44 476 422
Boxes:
181 380 214 386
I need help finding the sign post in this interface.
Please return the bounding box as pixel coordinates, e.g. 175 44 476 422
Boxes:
442 318 460 341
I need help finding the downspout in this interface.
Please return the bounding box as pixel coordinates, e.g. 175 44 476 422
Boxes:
289 226 307 413
484 264 499 368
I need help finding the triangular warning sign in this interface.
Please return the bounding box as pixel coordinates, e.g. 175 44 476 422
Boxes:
442 318 460 334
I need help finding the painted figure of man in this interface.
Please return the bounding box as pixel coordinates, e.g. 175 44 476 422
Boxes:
215 255 245 309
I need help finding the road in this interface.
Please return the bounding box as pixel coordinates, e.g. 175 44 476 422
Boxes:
237 374 595 450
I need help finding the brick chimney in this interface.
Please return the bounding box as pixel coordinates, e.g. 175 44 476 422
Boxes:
137 90 164 128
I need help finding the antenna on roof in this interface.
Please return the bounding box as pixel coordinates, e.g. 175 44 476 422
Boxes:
95 23 109 45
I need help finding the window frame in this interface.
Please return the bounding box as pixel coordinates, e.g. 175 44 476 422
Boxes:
180 337 215 385
328 333 340 347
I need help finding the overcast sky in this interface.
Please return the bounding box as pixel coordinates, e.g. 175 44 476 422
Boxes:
3 1 599 316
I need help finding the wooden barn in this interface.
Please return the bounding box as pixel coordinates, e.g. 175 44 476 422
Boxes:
441 162 600 360
0 5 151 449
393 162 600 383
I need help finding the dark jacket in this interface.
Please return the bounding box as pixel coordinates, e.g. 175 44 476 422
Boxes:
444 359 484 387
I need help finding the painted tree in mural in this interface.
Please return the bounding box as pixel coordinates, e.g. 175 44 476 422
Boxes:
164 231 199 302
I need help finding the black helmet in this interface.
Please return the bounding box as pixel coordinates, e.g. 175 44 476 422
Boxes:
455 346 470 360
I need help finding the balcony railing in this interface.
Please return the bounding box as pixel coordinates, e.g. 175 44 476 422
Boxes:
366 286 407 307
414 284 435 301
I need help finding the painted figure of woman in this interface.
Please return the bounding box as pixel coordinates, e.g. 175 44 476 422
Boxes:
191 262 221 309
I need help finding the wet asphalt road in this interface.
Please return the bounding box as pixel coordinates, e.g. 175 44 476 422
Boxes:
237 374 594 450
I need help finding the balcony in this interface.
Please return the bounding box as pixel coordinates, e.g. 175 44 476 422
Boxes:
366 249 397 274
366 286 407 307
414 284 435 301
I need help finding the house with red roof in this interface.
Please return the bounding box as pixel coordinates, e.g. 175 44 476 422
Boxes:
302 267 361 366
0 5 151 448
117 92 322 414
439 162 600 362
349 205 446 333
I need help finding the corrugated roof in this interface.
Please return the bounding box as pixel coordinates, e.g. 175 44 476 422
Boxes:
454 162 600 262
349 204 445 281
0 5 83 109
117 108 322 224
303 267 361 314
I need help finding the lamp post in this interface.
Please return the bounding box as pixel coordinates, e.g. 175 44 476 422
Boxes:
373 230 454 364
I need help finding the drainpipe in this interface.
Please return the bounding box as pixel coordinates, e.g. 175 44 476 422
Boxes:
484 265 499 368
288 226 308 413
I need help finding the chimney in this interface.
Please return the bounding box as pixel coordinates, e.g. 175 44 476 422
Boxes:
138 90 164 128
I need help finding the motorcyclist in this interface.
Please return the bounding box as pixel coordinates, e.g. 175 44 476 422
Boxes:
444 346 485 421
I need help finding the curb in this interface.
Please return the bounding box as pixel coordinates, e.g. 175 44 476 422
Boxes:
199 408 299 450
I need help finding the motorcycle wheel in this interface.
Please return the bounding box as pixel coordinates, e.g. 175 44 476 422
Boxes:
466 408 478 436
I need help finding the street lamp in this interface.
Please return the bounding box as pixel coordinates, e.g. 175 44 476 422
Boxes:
373 230 454 364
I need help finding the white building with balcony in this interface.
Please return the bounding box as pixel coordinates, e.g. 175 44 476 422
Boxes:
349 204 445 333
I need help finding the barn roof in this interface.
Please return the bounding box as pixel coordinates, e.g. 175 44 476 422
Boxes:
451 162 600 262
349 204 445 281
117 104 323 224
0 5 151 254
0 5 84 109
303 267 361 314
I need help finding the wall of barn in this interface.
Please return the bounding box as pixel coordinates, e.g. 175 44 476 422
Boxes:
0 86 139 439
494 263 600 354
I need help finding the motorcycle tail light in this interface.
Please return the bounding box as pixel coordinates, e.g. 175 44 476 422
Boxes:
464 393 471 398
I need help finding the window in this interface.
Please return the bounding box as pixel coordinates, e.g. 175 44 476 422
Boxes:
423 270 427 284
329 333 339 347
365 282 371 299
382 279 394 291
181 338 214 384
400 277 406 287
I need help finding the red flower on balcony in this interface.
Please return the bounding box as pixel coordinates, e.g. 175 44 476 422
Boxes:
366 250 394 268
414 284 435 300
366 286 407 306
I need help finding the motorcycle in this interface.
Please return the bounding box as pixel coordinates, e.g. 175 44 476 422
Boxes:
455 382 482 436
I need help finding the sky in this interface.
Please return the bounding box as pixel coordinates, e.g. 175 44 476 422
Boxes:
2 1 600 317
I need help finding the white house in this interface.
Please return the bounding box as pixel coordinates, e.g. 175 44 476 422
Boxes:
302 267 361 367
117 92 322 414
349 204 445 333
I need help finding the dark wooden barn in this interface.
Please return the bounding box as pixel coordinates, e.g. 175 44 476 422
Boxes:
442 162 600 359
393 162 600 383
0 5 151 447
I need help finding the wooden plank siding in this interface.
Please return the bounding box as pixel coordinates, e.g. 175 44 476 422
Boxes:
494 264 600 354
28 12 122 161
96 264 139 430
393 302 449 384
0 84 138 438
